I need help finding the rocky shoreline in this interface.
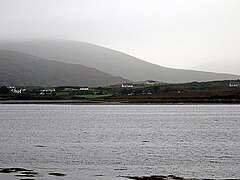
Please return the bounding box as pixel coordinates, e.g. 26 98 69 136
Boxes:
0 167 66 179
123 175 195 180
1 167 240 180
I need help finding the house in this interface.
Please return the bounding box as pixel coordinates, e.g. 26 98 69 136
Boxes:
229 80 240 87
79 87 89 91
8 86 15 89
40 92 45 96
10 87 26 94
40 88 55 95
146 80 156 85
41 88 55 92
122 83 133 88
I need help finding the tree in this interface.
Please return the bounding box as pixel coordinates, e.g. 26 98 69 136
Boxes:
0 86 10 94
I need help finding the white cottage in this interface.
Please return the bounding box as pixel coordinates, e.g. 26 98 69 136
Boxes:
122 83 133 88
79 87 89 91
146 80 156 85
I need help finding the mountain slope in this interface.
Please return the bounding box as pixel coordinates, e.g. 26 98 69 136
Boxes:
0 39 239 83
0 50 127 87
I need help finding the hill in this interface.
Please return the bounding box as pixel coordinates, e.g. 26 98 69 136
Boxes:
0 50 127 87
0 39 239 83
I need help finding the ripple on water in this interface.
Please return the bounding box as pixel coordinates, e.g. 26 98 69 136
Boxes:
0 105 240 180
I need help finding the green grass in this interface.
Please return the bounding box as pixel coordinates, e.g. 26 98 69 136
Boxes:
77 93 113 99
56 92 69 96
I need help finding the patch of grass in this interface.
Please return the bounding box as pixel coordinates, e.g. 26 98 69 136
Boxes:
77 93 113 99
56 92 69 96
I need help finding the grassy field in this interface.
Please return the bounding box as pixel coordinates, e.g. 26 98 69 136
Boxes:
77 93 113 99
1 80 240 103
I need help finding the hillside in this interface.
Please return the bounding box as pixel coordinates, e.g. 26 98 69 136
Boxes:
0 39 239 83
0 50 127 87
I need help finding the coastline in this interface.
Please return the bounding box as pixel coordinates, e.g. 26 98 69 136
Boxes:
1 99 240 105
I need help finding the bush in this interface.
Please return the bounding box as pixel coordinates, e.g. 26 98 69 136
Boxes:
0 86 10 94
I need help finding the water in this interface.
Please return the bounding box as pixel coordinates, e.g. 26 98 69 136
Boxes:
0 105 240 179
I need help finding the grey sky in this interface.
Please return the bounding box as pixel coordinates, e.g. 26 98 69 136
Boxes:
0 0 240 74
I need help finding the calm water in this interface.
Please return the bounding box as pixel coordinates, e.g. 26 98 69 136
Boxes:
0 105 240 180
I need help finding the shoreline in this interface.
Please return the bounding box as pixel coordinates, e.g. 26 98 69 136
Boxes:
1 167 239 180
1 100 240 105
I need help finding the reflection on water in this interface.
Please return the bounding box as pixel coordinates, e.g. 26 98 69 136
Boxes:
0 105 240 180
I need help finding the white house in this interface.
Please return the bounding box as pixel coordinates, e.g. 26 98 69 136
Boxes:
79 87 89 91
146 80 156 85
41 88 55 92
122 83 133 88
229 82 240 87
229 80 240 87
40 88 55 95
10 88 26 94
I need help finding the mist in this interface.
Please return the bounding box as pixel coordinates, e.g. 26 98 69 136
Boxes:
0 0 240 74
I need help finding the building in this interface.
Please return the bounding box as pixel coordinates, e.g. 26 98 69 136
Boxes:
79 87 89 91
122 83 133 88
41 88 55 92
40 88 55 95
229 80 240 87
10 87 26 94
146 80 156 85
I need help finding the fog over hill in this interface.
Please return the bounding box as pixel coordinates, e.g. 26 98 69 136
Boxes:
0 50 126 87
0 39 239 83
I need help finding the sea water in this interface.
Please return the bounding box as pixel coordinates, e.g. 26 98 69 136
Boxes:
0 105 240 179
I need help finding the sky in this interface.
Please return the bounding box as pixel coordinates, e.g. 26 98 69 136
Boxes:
0 0 240 74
